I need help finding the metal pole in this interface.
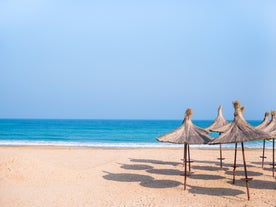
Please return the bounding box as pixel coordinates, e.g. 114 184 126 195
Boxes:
219 144 223 168
273 139 275 177
233 142 237 184
184 143 187 190
241 142 251 200
188 144 191 173
260 139 266 169
218 132 223 168
183 144 185 166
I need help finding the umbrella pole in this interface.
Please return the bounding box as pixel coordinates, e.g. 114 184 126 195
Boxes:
241 142 252 201
184 143 187 190
233 142 238 184
260 139 266 169
217 132 224 169
273 139 275 177
188 144 191 174
182 144 184 169
219 144 223 168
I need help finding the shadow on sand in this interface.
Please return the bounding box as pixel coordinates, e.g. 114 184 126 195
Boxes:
129 158 181 166
188 174 225 180
103 171 182 188
227 179 276 190
146 168 183 176
224 170 263 177
188 185 245 196
119 163 154 170
192 165 229 171
191 160 221 165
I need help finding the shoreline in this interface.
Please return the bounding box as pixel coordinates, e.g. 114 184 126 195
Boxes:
0 144 272 150
0 140 274 149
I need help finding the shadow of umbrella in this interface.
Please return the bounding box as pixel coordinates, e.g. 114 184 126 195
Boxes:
227 179 276 190
129 158 181 166
156 108 213 190
192 165 229 172
103 171 182 189
120 164 154 171
189 174 224 180
103 171 153 182
188 185 245 196
209 100 272 200
140 179 182 188
146 168 183 176
224 170 263 177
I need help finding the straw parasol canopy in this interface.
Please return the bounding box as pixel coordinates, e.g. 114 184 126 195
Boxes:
262 111 276 177
263 111 276 135
205 105 228 168
205 105 228 132
255 112 270 169
210 101 271 144
157 108 212 144
255 112 270 130
211 121 231 134
209 100 272 200
212 106 246 134
156 108 213 190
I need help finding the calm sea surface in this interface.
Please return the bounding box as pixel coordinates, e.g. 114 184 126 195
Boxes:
0 119 272 148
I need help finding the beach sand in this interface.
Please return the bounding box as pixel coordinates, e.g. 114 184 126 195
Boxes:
0 146 275 207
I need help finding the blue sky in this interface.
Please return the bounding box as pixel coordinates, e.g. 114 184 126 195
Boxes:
1 0 276 120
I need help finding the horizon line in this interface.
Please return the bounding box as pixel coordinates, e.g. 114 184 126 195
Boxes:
0 118 262 122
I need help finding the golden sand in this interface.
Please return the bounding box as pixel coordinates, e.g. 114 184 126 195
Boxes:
0 146 275 207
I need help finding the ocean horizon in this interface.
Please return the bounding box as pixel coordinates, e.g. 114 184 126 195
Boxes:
0 119 273 149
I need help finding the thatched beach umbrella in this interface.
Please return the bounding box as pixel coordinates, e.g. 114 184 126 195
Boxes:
205 105 228 132
262 111 276 177
255 112 270 130
205 105 228 168
209 101 272 200
156 108 213 190
213 106 245 134
255 112 270 168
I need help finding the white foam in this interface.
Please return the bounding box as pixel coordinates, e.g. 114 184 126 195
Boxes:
0 140 271 149
0 140 180 148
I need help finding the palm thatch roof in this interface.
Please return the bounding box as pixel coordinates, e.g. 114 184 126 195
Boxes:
205 105 228 132
255 112 270 130
156 108 213 144
210 101 272 144
262 111 276 137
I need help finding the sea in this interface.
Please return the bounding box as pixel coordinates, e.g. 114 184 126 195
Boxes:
0 119 273 149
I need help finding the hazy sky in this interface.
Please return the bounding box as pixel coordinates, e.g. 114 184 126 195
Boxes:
1 0 276 120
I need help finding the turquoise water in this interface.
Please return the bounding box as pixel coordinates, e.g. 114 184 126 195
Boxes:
0 119 272 148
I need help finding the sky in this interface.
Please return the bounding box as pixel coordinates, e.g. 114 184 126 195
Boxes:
0 0 276 120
